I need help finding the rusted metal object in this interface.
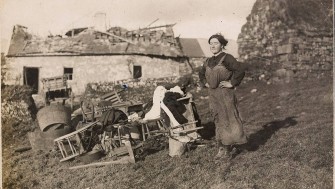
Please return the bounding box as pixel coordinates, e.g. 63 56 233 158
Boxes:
37 105 71 131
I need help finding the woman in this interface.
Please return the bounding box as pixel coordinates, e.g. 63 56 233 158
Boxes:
199 33 247 159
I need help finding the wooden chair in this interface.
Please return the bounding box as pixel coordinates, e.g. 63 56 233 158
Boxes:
160 95 203 156
140 118 167 141
80 90 143 123
100 123 141 163
78 90 123 123
100 90 123 104
162 95 203 140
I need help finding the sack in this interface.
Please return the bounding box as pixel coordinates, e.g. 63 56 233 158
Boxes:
100 108 128 128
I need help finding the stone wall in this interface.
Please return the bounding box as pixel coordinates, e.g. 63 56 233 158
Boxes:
4 55 191 95
1 85 36 125
238 0 333 79
84 76 181 103
188 58 207 69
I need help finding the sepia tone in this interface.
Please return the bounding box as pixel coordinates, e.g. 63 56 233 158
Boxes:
1 0 333 188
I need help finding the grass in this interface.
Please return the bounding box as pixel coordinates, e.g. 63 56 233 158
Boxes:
2 73 333 189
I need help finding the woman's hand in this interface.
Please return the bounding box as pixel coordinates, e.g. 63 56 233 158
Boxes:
219 81 233 88
205 83 210 88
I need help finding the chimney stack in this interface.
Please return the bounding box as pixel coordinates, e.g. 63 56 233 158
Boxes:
94 12 106 31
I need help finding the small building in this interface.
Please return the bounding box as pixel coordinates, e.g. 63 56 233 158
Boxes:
179 38 239 68
4 24 192 96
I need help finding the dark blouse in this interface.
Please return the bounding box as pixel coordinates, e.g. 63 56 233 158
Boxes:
199 52 247 87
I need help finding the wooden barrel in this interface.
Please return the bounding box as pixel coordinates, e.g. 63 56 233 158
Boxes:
37 105 71 131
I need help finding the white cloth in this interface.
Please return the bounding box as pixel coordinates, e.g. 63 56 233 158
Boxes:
128 112 140 122
143 86 167 120
168 86 184 96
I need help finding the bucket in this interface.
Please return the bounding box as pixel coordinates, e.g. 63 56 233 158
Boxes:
129 125 140 139
168 136 190 157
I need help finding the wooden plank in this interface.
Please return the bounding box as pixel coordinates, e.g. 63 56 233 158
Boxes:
68 156 131 170
101 92 116 99
15 146 32 153
101 91 123 103
172 127 203 134
125 141 135 163
170 121 198 130
95 30 135 44
132 23 176 32
177 96 191 101
105 96 120 101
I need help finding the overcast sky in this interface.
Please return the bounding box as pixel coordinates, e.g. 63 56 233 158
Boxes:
0 0 256 53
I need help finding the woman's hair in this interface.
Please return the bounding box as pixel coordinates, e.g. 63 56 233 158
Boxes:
208 34 228 48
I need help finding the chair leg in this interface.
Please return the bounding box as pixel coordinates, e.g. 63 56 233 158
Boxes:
141 124 146 141
158 119 169 132
141 123 151 141
145 124 151 138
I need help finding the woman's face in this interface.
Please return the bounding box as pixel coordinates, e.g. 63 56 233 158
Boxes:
209 38 223 55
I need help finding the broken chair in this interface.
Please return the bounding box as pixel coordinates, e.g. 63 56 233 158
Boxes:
140 118 167 141
160 94 204 156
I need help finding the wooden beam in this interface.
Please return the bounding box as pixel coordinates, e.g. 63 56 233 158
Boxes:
68 156 131 170
170 121 198 130
95 30 135 44
130 23 176 32
172 127 203 134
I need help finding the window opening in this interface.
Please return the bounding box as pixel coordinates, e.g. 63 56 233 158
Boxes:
133 65 142 79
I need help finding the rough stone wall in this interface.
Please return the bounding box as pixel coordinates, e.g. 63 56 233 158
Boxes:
4 55 188 95
1 85 36 125
84 77 180 103
7 25 184 58
83 71 197 104
238 0 333 76
188 58 207 69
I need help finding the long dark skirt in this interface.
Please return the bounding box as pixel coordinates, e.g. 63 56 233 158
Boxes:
209 87 247 145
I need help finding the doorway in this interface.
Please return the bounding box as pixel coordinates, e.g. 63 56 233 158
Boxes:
23 67 39 94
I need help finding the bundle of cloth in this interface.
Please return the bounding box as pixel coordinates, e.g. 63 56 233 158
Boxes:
143 85 188 127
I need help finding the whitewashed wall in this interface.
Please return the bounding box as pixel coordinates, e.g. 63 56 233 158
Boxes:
4 55 183 95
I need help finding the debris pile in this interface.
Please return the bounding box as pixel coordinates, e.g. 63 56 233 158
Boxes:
26 84 203 168
28 105 73 151
84 75 197 103
7 24 184 58
1 85 36 125
2 100 32 124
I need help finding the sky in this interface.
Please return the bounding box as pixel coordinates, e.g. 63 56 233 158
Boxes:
0 0 256 54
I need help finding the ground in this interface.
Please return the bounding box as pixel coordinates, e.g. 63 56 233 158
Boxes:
2 73 333 189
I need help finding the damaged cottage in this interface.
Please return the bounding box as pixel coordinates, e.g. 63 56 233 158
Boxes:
3 21 192 98
2 17 204 167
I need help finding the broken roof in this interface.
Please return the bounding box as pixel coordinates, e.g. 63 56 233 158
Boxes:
7 24 184 58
